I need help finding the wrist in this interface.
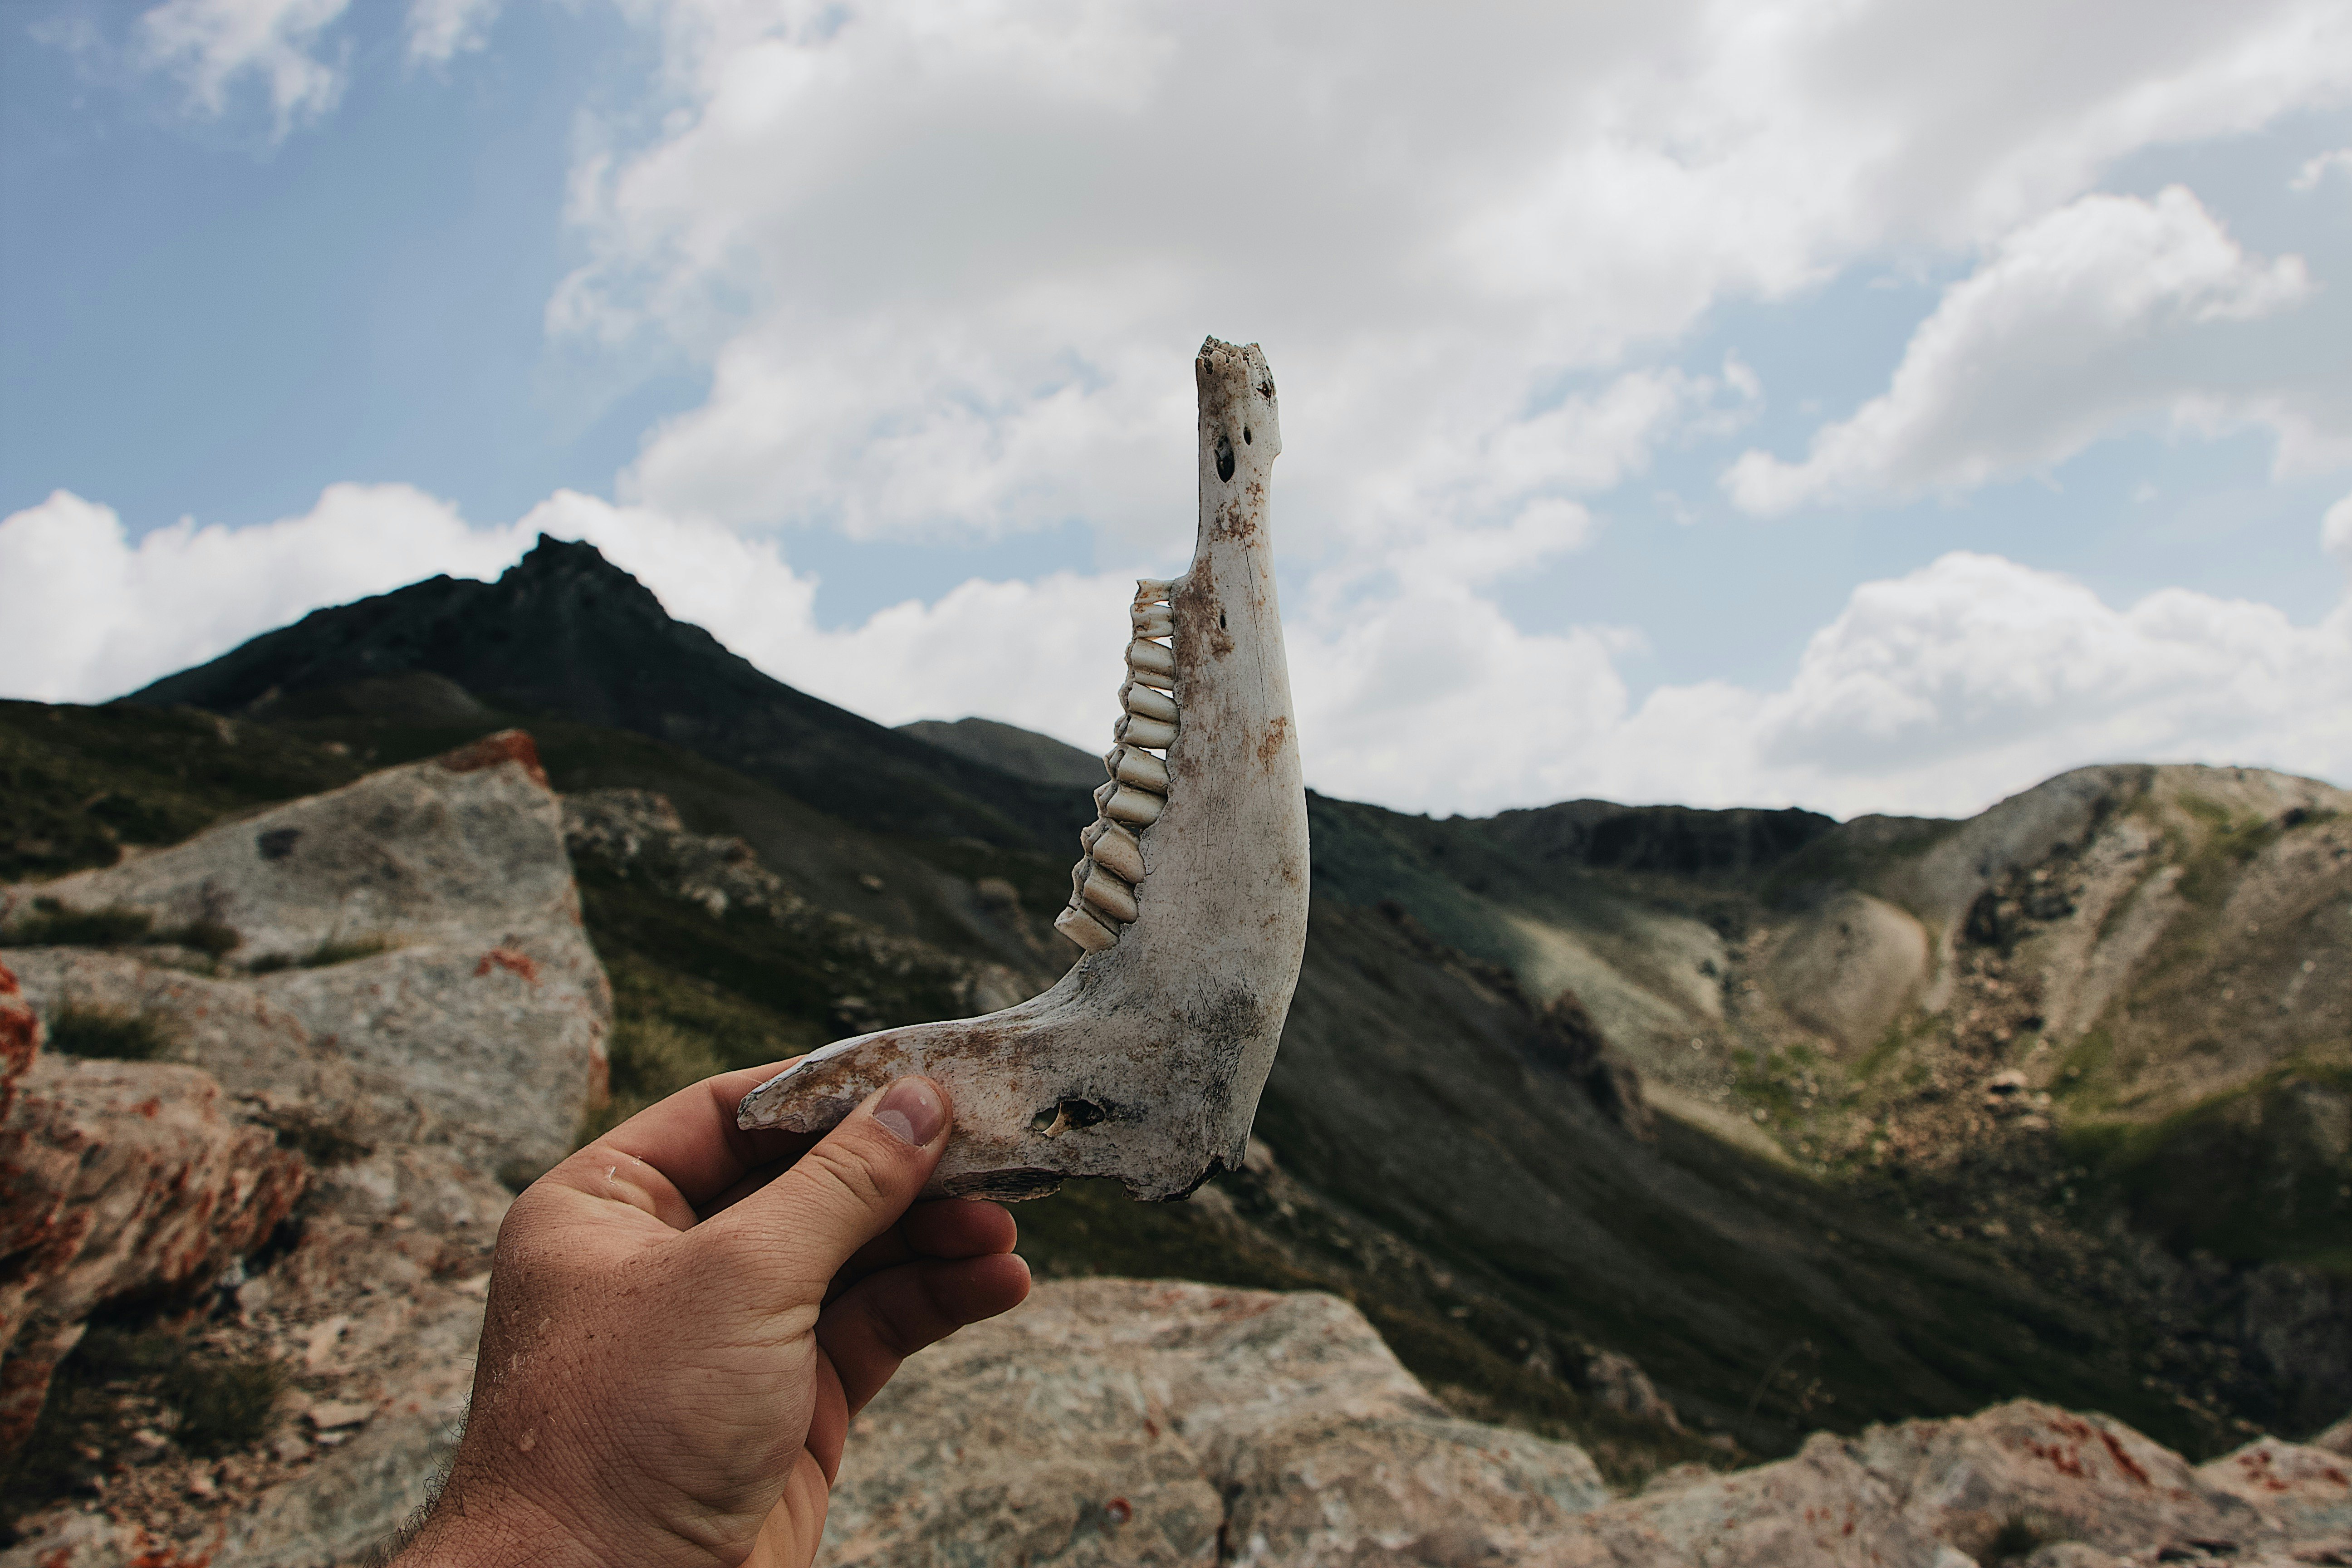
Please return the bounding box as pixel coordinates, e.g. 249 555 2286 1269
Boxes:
392 1476 610 1568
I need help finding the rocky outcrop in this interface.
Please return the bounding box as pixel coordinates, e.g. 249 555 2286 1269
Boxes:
819 1281 2352 1568
3 732 611 1172
0 1019 307 1460
562 788 1031 1017
0 738 607 1564
820 1279 1611 1566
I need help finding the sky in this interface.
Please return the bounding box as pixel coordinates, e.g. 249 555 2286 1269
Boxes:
3 0 2349 822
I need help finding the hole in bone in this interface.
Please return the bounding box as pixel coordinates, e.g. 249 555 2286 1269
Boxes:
1220 611 1227 631
1215 433 1235 481
1029 1098 1111 1136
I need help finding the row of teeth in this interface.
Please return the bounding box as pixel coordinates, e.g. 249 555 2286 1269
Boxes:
1054 579 1180 954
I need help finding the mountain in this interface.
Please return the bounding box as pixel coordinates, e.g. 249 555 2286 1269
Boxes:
67 539 2350 1453
896 716 1106 789
129 536 1094 855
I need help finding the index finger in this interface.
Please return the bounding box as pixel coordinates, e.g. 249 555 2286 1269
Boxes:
583 1058 818 1211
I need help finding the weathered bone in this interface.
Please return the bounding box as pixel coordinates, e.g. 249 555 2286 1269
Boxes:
1122 682 1179 724
1079 863 1140 923
737 338 1308 1202
1132 605 1175 638
1053 902 1119 952
1101 784 1165 827
1106 745 1171 793
1115 714 1178 751
1126 639 1177 686
1083 821 1148 884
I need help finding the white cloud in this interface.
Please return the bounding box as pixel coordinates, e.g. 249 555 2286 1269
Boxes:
0 487 530 703
556 1 2352 555
2292 147 2352 191
405 0 499 64
9 488 2343 823
137 0 350 135
1723 187 2327 515
1727 553 2352 813
2325 489 2352 564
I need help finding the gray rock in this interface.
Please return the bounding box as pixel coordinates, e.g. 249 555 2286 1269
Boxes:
820 1279 1610 1567
4 733 611 1171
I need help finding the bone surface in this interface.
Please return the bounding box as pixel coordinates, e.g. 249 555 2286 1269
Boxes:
739 338 1309 1203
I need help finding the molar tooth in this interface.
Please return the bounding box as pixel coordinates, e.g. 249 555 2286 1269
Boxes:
1116 714 1177 751
1107 746 1170 793
1127 639 1176 686
1134 578 1175 606
1103 785 1164 827
1131 605 1174 638
1087 822 1147 884
1054 902 1119 952
1080 864 1139 923
1094 779 1119 811
1121 683 1178 723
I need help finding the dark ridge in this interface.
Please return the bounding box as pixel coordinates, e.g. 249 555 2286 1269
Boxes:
126 536 1094 853
1476 799 1839 878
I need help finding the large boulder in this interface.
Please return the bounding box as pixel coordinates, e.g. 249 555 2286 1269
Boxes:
2 732 610 1172
819 1279 1611 1567
0 737 608 1563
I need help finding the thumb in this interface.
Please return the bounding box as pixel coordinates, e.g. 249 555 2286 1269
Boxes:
703 1076 951 1296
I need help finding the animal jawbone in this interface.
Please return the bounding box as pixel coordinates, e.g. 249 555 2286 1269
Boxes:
736 338 1310 1203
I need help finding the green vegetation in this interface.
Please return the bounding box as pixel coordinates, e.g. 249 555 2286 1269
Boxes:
166 1349 285 1456
2063 1060 2352 1278
0 700 363 881
0 896 240 958
0 1321 285 1531
245 935 396 974
2173 795 2280 907
44 1003 174 1062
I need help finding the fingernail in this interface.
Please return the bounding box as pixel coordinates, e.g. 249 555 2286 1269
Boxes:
873 1077 946 1147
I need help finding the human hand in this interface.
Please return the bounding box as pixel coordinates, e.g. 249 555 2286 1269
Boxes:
397 1066 1032 1568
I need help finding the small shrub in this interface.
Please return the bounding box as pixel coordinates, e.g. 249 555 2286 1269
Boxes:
7 899 154 947
248 935 393 974
1981 1510 2066 1563
257 1107 374 1166
44 1003 172 1061
160 917 241 958
164 1353 284 1456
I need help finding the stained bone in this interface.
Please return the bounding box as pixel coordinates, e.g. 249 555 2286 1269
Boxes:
1106 746 1170 793
1084 821 1148 884
1115 714 1178 751
1102 784 1166 827
1132 605 1174 638
1053 903 1119 952
1079 864 1140 923
739 338 1308 1204
1122 682 1179 723
1126 638 1177 685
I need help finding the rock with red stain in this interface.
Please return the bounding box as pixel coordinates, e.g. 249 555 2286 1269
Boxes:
0 958 37 1124
819 1278 1609 1568
1842 1401 2268 1560
2200 1434 2352 1540
0 1055 307 1459
2 733 610 1171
